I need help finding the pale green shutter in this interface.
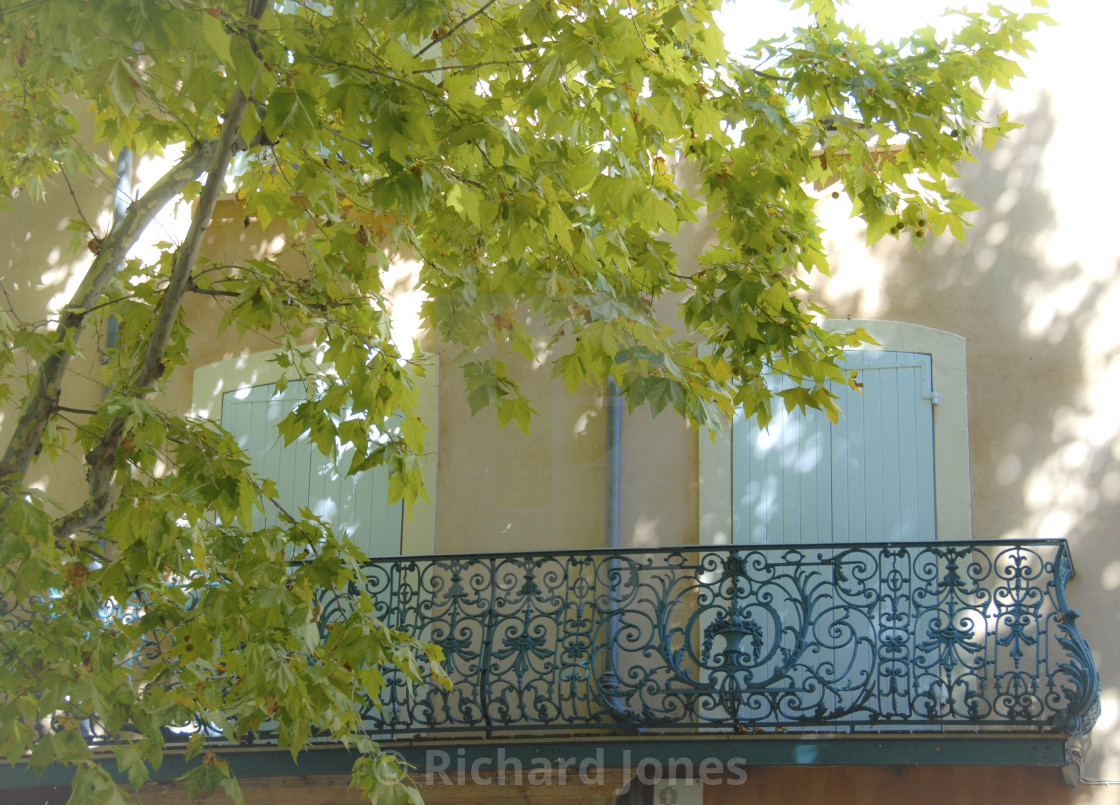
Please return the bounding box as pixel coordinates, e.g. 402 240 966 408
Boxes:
732 350 936 544
221 381 403 557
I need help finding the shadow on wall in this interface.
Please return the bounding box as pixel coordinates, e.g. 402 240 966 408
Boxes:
0 158 116 500
1 171 109 355
820 92 1120 781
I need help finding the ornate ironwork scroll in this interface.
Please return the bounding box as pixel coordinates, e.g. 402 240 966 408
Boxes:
330 540 1100 737
3 540 1100 743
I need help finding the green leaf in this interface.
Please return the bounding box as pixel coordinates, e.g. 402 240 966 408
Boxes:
180 755 234 801
947 213 966 243
112 743 151 790
229 35 262 94
201 12 231 64
219 774 246 805
262 87 318 146
184 732 205 762
446 183 480 225
12 329 61 363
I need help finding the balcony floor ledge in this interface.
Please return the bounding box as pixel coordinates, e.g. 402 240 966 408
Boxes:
0 733 1074 790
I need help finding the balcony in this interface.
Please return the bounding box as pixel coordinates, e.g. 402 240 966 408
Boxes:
326 539 1099 743
0 539 1101 789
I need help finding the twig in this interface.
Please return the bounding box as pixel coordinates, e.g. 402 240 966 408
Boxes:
0 280 23 324
56 405 98 415
416 0 501 57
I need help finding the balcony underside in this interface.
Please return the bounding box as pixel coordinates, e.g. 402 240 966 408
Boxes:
0 732 1077 791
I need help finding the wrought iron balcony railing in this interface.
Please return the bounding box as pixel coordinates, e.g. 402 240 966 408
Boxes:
331 539 1099 739
2 540 1099 751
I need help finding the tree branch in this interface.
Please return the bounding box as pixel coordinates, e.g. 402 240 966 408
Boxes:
0 140 217 486
411 58 529 75
53 0 269 538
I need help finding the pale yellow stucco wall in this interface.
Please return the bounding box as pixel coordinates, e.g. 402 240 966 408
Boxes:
431 346 700 555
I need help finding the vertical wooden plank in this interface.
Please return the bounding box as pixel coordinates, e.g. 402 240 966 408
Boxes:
829 376 851 544
733 407 777 545
877 351 904 542
271 384 302 530
333 434 362 553
831 362 864 544
892 357 921 543
793 400 832 545
247 386 271 530
779 399 802 544
289 391 314 535
856 353 881 543
305 407 336 536
730 409 749 544
373 463 404 556
222 390 249 454
809 401 833 543
913 356 937 542
261 386 292 528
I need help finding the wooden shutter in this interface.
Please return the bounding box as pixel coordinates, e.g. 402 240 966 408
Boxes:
732 350 936 544
221 381 403 557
